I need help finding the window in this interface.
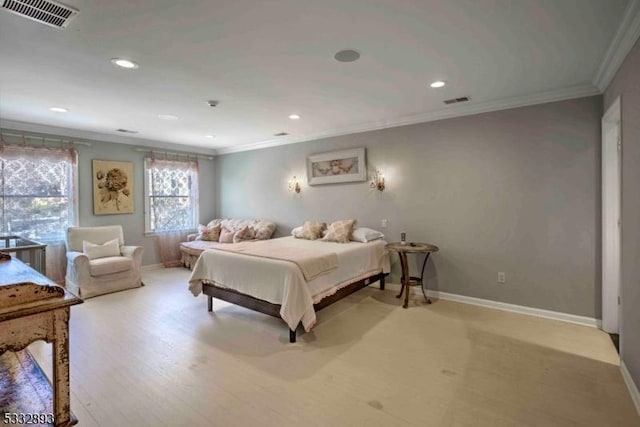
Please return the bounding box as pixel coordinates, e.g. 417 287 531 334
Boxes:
0 145 77 242
144 157 199 233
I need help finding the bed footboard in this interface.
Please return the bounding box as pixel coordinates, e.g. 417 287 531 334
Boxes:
203 272 388 343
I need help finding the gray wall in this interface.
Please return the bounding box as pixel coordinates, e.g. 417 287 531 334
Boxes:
1 131 216 265
74 141 216 265
604 38 640 394
216 96 602 318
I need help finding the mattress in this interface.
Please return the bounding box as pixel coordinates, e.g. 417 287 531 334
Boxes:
188 236 390 331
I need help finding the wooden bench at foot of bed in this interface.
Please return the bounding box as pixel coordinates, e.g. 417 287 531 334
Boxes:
202 272 387 343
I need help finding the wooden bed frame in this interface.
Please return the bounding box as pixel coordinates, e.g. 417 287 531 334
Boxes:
202 272 387 343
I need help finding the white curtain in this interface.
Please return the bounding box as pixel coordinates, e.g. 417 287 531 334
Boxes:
0 143 78 284
149 157 199 267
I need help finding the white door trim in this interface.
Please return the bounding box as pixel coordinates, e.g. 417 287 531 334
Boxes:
602 96 622 336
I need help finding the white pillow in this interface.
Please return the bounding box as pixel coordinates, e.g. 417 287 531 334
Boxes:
83 238 120 260
350 227 385 243
291 226 303 236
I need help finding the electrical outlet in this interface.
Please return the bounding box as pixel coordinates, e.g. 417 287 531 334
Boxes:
497 272 506 283
381 219 388 228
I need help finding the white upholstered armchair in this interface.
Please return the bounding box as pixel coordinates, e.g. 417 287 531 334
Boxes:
65 225 144 298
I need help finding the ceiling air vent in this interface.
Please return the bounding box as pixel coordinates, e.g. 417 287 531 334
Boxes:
443 96 470 105
273 132 289 136
2 0 78 29
116 129 138 134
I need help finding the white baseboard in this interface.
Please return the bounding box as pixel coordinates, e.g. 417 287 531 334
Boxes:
382 283 601 328
141 263 164 271
621 360 640 416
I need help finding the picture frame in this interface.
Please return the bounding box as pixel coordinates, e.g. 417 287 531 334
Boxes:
92 160 134 215
307 147 366 185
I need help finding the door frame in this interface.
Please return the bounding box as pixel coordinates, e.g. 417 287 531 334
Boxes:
602 96 621 337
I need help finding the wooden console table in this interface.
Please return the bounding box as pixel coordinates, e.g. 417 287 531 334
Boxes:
0 257 82 427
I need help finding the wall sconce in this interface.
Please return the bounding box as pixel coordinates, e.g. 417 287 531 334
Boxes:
370 170 385 191
288 176 301 193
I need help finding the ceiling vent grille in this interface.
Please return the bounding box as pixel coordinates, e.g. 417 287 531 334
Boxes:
2 0 78 28
443 96 470 105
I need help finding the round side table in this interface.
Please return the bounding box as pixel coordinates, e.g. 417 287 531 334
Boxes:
386 242 439 308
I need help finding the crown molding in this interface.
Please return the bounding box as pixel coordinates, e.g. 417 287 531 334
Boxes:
0 119 218 156
593 0 640 92
216 83 600 155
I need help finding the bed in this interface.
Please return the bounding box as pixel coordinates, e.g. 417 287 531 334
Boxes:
188 236 390 342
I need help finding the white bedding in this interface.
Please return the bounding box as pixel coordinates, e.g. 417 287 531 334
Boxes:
188 236 390 332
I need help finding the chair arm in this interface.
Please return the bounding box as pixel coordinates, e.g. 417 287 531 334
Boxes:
187 233 197 241
66 251 91 285
121 245 144 267
66 251 89 266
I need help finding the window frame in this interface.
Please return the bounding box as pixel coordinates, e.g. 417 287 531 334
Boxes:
143 157 199 235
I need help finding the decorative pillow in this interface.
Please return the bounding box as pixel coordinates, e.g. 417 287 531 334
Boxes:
83 238 120 260
218 227 235 243
293 221 326 240
322 219 357 243
233 225 256 243
254 222 276 240
196 224 221 241
350 227 385 243
291 226 303 236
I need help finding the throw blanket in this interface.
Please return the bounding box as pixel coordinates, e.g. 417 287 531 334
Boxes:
213 239 338 281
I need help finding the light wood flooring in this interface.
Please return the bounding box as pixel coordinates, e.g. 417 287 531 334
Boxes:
29 268 639 427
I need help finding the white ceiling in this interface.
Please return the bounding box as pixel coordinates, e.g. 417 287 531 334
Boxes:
0 0 634 154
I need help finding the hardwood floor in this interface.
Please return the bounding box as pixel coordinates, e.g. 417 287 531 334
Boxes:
29 268 639 426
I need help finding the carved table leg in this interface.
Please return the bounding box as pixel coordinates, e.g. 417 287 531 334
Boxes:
396 252 407 299
400 253 411 309
207 295 213 312
52 308 72 427
420 253 432 304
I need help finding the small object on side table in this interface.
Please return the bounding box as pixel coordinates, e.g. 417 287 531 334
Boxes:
386 242 439 308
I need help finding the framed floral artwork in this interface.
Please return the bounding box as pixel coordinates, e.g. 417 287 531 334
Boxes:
307 147 366 185
92 160 134 214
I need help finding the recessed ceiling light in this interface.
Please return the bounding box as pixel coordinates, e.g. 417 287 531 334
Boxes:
430 80 446 88
205 135 215 139
334 49 360 63
111 58 139 69
158 114 178 121
288 114 300 120
49 107 68 113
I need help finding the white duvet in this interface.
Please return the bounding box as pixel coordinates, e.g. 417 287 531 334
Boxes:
188 236 390 331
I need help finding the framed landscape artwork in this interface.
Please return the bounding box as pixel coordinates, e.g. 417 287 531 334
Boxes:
92 160 134 215
307 147 366 185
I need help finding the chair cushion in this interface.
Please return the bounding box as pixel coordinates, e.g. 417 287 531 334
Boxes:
89 256 133 277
